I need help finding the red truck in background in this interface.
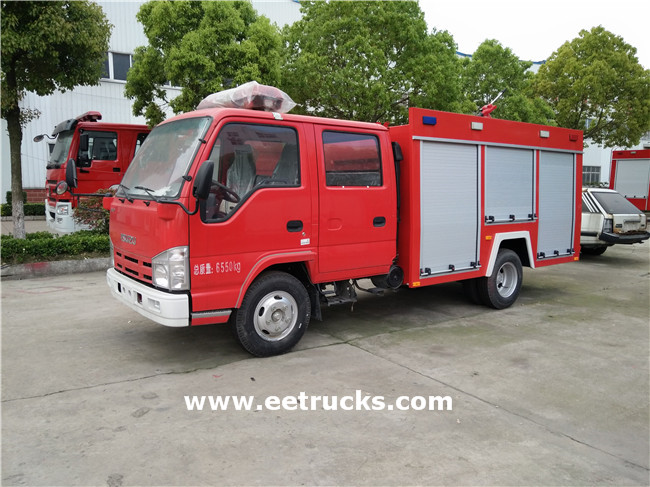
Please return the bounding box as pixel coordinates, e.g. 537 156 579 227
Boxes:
36 111 150 233
609 149 650 211
93 85 582 357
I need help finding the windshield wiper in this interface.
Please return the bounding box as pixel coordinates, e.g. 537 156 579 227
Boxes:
118 183 134 203
134 185 162 203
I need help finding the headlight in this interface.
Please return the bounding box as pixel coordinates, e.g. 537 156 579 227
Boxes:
56 181 68 195
152 246 189 291
56 204 69 215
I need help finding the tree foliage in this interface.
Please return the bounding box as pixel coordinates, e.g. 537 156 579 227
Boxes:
1 1 111 238
282 0 466 124
461 39 554 124
534 26 650 147
125 0 283 125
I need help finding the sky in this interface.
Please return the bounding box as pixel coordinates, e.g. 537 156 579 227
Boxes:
419 0 650 69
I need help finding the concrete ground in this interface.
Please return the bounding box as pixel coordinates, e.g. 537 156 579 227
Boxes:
1 217 50 236
1 244 649 486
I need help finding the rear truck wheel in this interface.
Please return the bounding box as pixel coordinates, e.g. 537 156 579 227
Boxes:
234 271 311 357
478 249 523 309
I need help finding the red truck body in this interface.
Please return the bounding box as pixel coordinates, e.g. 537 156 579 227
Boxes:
43 111 150 233
609 149 650 211
105 103 582 356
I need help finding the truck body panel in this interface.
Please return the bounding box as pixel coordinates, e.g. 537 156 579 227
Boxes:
609 149 650 211
389 108 582 288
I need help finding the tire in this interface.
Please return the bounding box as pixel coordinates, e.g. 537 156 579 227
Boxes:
234 271 311 357
581 245 607 256
478 249 523 309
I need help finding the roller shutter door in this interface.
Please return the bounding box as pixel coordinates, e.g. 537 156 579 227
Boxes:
484 146 535 223
538 151 576 258
420 141 479 275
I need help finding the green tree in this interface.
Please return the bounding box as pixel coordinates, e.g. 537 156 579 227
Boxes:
125 0 282 125
460 39 554 123
282 0 465 124
534 26 650 147
1 1 111 238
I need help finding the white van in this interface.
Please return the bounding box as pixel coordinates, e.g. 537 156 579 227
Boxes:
581 188 649 255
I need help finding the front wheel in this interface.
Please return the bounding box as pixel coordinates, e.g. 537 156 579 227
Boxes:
478 249 523 309
234 271 311 357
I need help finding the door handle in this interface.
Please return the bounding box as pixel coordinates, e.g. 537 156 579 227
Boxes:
373 216 386 227
287 220 303 232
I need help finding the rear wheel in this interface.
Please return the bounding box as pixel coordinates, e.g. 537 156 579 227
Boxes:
478 249 523 309
234 271 310 357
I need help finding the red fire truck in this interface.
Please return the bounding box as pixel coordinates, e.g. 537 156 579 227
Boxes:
97 86 582 356
609 149 650 211
36 111 150 233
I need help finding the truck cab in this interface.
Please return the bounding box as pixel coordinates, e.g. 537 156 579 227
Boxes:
581 187 649 255
41 111 150 233
106 100 398 356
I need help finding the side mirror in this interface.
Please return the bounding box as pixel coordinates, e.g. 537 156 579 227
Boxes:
65 158 78 189
193 160 214 200
33 134 45 143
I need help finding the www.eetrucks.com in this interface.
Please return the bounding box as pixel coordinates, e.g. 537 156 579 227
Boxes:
185 390 452 412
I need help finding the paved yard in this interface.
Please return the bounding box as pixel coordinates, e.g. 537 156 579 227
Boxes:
1 243 648 485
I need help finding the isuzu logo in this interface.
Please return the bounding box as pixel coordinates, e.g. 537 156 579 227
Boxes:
121 234 137 245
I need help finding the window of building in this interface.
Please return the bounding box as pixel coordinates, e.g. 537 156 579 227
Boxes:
583 165 601 185
322 131 382 187
112 53 132 81
100 52 133 81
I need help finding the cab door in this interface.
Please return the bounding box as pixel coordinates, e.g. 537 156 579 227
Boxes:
315 125 397 279
76 129 120 191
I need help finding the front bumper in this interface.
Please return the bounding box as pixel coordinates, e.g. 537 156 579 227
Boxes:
106 268 189 327
45 200 80 234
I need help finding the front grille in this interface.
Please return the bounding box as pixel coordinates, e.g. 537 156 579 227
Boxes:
115 250 153 283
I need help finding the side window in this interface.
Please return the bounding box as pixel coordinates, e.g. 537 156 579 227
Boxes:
79 130 118 164
323 131 381 186
201 123 299 222
134 132 148 156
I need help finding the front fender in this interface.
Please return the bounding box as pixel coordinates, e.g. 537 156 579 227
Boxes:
235 250 317 307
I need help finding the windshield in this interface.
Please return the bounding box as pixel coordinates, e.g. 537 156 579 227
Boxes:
593 191 641 214
47 130 75 168
120 117 212 199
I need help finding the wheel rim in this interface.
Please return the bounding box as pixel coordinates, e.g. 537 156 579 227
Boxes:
495 262 518 298
253 291 298 342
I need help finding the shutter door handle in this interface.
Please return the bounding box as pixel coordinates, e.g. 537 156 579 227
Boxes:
373 216 386 227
